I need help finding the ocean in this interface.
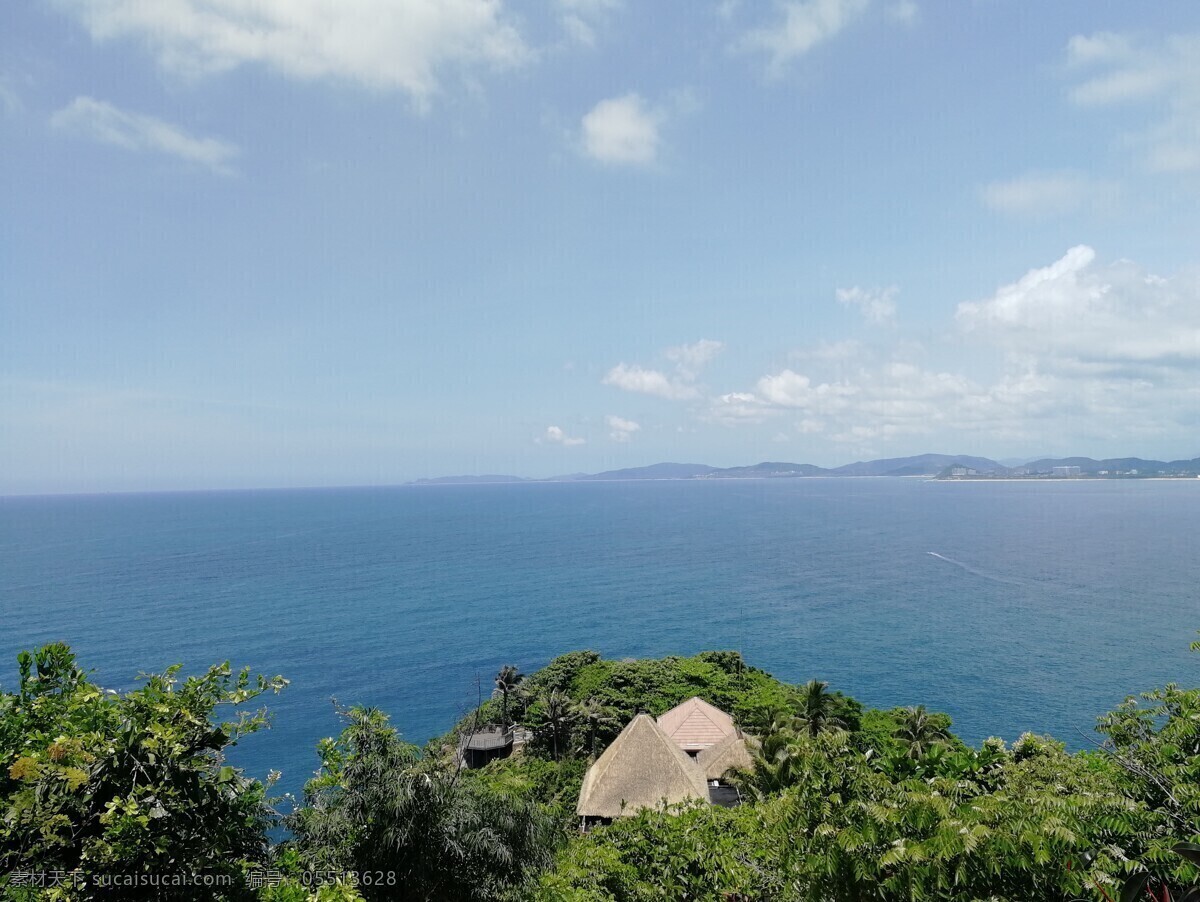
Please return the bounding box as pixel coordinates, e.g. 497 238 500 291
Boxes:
2 478 1197 799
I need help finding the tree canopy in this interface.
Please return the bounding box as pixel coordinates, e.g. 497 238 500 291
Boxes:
1 643 286 900
3 639 1199 901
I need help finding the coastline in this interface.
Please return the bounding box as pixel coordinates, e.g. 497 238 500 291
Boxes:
931 476 1200 483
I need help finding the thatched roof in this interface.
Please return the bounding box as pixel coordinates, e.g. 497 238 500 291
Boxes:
656 697 738 751
695 733 754 781
576 714 710 819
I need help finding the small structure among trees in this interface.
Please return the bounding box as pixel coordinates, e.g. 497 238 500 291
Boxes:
459 725 515 769
576 698 753 828
575 714 710 829
655 696 740 756
695 732 755 805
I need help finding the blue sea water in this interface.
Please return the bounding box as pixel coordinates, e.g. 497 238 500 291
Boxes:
1 478 1198 799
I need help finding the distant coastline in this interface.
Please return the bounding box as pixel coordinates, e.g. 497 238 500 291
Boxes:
933 475 1200 482
412 452 1200 486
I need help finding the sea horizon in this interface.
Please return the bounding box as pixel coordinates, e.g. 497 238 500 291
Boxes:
3 478 1197 800
7 448 1200 498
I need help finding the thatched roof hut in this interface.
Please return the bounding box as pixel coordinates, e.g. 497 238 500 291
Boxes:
576 714 710 820
695 733 754 781
656 696 739 753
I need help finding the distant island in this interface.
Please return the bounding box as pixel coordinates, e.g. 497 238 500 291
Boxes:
411 453 1200 485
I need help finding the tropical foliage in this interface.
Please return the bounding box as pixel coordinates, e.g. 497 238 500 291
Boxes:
541 728 1151 900
285 707 556 902
0 642 286 900
493 666 523 732
3 638 1199 901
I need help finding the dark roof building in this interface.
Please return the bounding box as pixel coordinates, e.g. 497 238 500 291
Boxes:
459 726 513 769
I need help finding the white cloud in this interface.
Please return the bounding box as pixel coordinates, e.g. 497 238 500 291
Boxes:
602 363 699 400
603 338 722 400
697 247 1200 453
737 0 870 75
1066 31 1200 172
48 0 528 108
704 391 774 425
558 0 621 11
580 93 662 165
561 15 597 46
543 425 585 446
980 171 1121 218
745 356 1058 449
50 97 239 174
836 285 897 326
956 245 1098 333
605 414 640 442
597 254 1200 455
556 0 620 46
956 245 1200 370
756 370 858 412
664 338 724 379
1065 32 1178 104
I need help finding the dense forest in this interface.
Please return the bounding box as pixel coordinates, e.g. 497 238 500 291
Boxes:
2 638 1199 900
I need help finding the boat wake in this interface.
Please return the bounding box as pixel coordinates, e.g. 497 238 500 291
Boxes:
926 551 1025 587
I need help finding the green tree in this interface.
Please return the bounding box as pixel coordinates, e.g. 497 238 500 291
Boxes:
535 689 575 761
0 642 286 900
893 704 950 759
762 728 1142 901
572 698 619 759
735 725 802 801
493 665 523 732
534 802 782 901
794 679 848 738
288 706 556 902
1094 634 1200 894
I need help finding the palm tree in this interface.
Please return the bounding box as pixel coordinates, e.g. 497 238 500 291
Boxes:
574 697 619 758
794 679 848 738
734 710 802 800
511 682 533 721
538 689 574 760
894 705 950 759
291 705 555 901
493 665 523 731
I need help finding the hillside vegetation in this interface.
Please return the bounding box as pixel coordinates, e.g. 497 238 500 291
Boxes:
3 641 1199 900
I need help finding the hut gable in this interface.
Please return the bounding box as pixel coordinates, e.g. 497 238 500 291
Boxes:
656 697 738 752
695 733 754 781
576 714 709 819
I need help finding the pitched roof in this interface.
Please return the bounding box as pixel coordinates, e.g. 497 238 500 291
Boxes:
656 697 739 751
695 733 754 781
576 714 710 819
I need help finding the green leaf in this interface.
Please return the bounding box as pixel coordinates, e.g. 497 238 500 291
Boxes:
1173 843 1200 866
1120 873 1150 902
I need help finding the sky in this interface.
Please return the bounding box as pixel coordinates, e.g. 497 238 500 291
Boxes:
3 0 1200 492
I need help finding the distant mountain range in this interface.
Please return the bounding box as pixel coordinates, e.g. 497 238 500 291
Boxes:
1017 456 1200 474
410 453 1200 485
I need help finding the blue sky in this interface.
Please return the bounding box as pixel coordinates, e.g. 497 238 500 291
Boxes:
3 0 1200 492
